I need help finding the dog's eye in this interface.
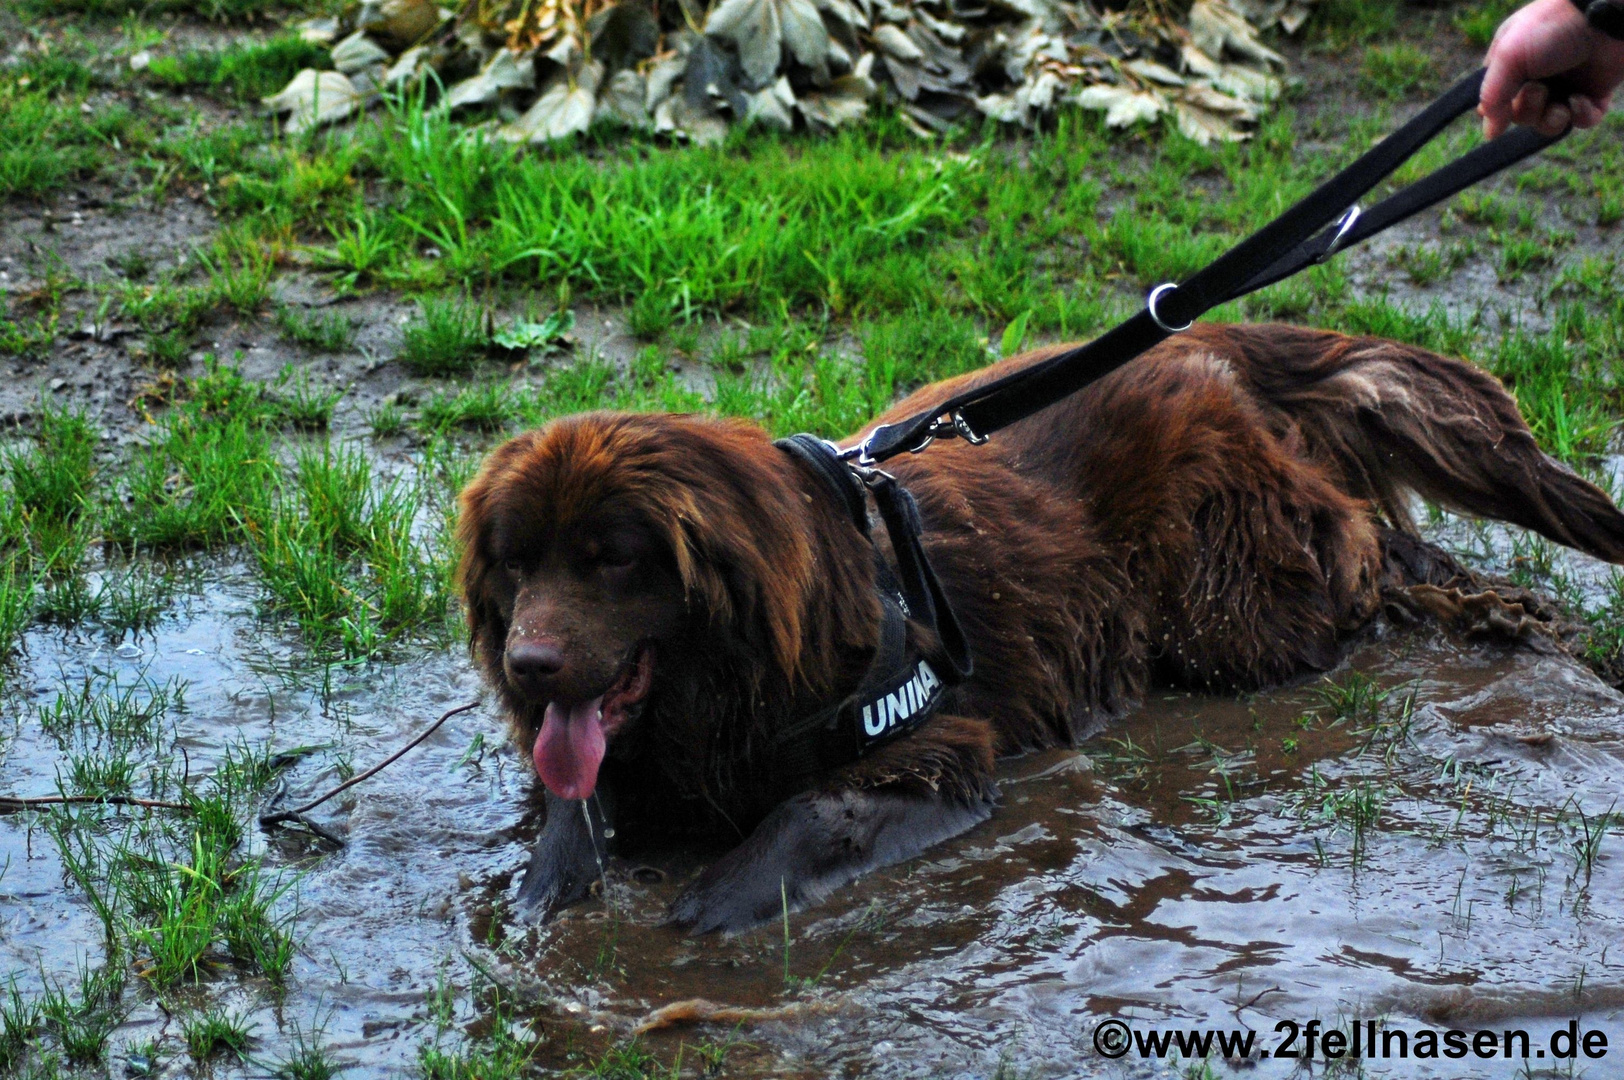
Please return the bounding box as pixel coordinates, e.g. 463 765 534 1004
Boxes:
502 558 524 574
598 551 637 571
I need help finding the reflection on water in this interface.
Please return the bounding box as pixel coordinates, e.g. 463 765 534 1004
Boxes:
4 551 1624 1078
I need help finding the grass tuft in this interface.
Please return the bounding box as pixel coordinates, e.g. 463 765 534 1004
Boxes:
183 1006 254 1061
400 296 491 377
277 306 357 352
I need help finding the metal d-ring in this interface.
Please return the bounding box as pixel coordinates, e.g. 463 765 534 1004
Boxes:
1315 205 1362 264
1146 283 1193 334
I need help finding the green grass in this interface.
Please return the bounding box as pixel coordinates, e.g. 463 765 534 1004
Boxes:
274 1017 339 1080
182 1006 254 1061
247 443 453 657
1361 43 1435 101
0 88 127 199
1454 0 1520 47
1310 0 1401 50
368 401 408 438
417 383 519 433
110 406 276 549
43 696 297 992
309 208 397 292
1 980 42 1072
416 984 537 1080
400 296 491 376
276 305 357 352
1312 671 1390 725
37 962 123 1066
6 403 99 524
26 0 333 20
273 369 346 430
142 35 332 103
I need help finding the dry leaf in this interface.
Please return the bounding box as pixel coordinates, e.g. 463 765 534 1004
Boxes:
402 0 1317 143
385 44 432 86
1073 83 1163 128
331 31 393 74
654 90 730 142
357 0 443 50
872 23 922 62
502 61 604 141
706 0 832 87
264 69 366 133
1189 0 1285 68
296 17 344 45
596 68 651 126
1126 58 1185 87
444 48 536 108
798 70 872 128
1173 99 1246 144
745 75 797 129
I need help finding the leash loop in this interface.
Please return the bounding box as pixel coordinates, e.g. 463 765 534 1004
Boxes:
1146 283 1193 334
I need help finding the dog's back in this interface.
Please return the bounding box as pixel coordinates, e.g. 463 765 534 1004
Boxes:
862 324 1624 752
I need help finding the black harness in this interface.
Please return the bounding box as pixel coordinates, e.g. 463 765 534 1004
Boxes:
768 68 1571 778
769 434 971 784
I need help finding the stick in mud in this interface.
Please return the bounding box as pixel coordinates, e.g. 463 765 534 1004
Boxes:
258 699 482 844
0 794 193 814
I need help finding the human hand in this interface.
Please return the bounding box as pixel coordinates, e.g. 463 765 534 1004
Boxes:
1479 0 1624 138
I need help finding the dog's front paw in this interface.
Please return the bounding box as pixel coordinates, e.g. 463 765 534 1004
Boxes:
666 860 789 935
514 791 612 923
664 792 833 934
665 786 996 933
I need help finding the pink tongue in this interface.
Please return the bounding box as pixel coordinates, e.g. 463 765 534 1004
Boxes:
534 697 608 800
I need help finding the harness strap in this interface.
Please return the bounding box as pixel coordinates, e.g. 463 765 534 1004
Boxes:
768 436 972 783
775 435 972 685
854 69 1571 463
770 593 909 783
865 470 972 681
777 432 869 536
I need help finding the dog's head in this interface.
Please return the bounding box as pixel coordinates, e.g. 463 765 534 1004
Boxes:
458 412 866 802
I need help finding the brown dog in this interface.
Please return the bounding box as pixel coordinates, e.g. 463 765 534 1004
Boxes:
458 323 1624 933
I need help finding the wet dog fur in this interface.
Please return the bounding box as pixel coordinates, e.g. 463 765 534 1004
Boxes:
457 323 1624 933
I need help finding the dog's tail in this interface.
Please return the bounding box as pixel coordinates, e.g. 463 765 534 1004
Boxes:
1211 323 1624 564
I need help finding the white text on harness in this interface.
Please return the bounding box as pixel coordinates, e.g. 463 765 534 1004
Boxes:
861 659 942 740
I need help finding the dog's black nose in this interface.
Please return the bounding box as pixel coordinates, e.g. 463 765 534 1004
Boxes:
506 641 566 679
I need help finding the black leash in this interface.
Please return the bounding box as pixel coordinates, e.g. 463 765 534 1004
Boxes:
850 69 1570 465
767 70 1570 776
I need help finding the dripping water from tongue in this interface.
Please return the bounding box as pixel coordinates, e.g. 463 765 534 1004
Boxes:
580 794 614 911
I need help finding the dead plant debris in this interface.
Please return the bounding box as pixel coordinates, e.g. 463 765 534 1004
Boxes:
269 0 1313 143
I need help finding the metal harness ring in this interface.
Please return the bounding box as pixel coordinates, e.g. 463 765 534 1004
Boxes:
1146 283 1193 334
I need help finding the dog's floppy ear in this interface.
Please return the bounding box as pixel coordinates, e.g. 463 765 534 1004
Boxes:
642 421 818 687
456 434 535 670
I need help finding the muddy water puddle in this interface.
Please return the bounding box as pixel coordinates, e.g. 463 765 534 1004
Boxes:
5 561 1624 1078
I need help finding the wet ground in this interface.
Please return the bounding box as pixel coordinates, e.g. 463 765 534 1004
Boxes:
5 513 1624 1078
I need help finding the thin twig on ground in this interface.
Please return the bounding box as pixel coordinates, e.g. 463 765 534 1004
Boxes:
258 699 481 844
